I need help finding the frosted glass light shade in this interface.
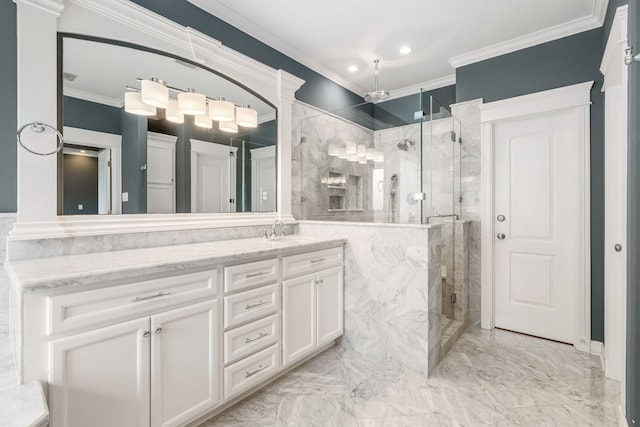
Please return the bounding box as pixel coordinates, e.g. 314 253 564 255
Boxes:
165 99 184 124
236 106 258 128
358 157 367 164
208 99 235 122
346 141 357 154
124 92 156 116
328 144 339 156
178 90 206 115
347 153 358 162
194 114 213 129
366 148 376 160
373 151 385 162
357 144 366 157
141 79 168 108
219 120 238 133
337 148 347 159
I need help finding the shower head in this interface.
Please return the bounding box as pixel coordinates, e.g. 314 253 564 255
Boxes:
396 139 415 151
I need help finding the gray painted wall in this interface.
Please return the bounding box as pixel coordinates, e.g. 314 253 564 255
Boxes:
456 28 607 342
120 110 147 214
63 96 121 135
62 154 98 215
0 1 17 213
625 0 638 422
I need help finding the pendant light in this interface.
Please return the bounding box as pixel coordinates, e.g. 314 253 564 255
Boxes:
178 88 206 115
236 105 258 128
165 99 184 124
208 97 235 122
124 91 156 116
364 59 390 103
140 78 168 109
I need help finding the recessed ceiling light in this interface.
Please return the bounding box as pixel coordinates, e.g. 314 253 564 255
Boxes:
400 46 412 55
348 65 358 72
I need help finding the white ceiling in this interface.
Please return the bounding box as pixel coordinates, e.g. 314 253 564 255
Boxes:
186 0 608 99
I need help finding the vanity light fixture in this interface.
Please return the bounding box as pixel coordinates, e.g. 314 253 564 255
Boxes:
124 91 156 116
373 152 385 163
165 99 184 124
356 144 366 157
337 147 347 159
178 88 207 115
194 113 213 129
346 141 357 154
208 97 235 122
140 78 168 108
219 120 238 133
328 144 339 156
366 148 376 160
347 152 359 162
236 105 258 128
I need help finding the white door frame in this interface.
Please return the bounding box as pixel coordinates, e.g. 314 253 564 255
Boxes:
479 82 593 352
63 126 122 214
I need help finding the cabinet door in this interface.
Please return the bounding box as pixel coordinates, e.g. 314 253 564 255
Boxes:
151 300 220 427
49 318 151 427
316 266 344 347
282 273 316 366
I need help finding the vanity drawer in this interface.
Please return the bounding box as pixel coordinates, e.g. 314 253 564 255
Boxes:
224 314 279 365
282 247 343 278
48 270 218 335
224 283 279 328
224 258 279 293
224 344 279 400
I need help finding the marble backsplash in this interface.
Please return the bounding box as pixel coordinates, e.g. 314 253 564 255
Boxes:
298 221 443 375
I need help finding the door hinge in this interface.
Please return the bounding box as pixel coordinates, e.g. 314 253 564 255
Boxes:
229 198 235 203
624 46 640 66
107 159 111 167
450 131 457 142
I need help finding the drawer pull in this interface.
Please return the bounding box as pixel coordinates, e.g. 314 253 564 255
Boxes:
245 364 267 378
245 332 268 344
245 271 270 278
310 258 326 263
132 291 171 303
315 279 324 284
245 300 269 309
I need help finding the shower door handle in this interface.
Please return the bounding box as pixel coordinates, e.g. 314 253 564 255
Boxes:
497 233 506 240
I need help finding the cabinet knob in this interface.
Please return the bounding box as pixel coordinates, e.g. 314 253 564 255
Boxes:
143 331 151 338
155 327 163 335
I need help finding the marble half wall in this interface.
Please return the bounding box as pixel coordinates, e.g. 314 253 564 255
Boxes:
297 221 443 375
451 99 482 325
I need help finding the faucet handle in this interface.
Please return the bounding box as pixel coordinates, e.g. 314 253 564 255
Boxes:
281 225 288 237
261 228 268 239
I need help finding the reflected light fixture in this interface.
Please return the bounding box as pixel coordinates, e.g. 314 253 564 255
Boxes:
236 105 258 128
219 120 238 133
178 88 207 115
124 91 156 116
141 78 168 108
400 46 412 55
165 99 184 124
194 113 213 129
208 97 235 122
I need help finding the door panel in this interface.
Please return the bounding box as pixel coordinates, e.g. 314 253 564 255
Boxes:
494 111 580 343
316 267 344 347
151 300 219 427
282 274 316 366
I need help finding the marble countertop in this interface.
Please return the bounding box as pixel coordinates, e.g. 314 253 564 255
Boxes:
6 236 345 294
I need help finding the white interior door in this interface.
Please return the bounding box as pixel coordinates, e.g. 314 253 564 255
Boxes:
250 145 276 212
97 148 111 214
147 132 176 214
493 110 582 343
191 139 237 213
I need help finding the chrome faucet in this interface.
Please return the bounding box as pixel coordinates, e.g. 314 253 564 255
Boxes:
270 219 286 239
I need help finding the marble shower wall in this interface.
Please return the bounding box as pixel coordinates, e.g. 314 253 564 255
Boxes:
451 99 482 324
298 221 443 375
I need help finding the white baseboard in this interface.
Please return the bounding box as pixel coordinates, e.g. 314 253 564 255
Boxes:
619 406 628 427
590 341 605 370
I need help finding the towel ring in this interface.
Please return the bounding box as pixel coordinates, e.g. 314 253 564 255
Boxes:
17 122 64 156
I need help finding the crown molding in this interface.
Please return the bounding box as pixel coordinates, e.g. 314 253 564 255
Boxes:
14 0 64 16
63 87 124 108
387 74 456 101
449 0 608 68
186 0 367 97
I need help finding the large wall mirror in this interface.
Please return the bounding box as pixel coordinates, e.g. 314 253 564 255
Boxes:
59 35 277 216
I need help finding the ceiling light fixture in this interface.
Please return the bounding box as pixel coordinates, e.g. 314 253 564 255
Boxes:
400 46 412 55
125 78 259 130
348 65 358 73
364 59 390 104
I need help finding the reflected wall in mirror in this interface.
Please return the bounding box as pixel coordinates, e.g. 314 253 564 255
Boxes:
60 35 277 215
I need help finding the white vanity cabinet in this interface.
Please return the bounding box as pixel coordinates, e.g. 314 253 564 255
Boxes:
282 248 344 367
47 271 221 427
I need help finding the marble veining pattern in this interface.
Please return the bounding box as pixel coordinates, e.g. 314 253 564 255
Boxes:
299 222 441 375
200 327 619 427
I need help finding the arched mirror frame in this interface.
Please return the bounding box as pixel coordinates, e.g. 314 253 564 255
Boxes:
13 0 304 239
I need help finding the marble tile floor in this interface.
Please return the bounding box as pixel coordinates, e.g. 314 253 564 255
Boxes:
200 326 619 427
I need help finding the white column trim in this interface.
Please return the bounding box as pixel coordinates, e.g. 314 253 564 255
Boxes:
479 82 593 353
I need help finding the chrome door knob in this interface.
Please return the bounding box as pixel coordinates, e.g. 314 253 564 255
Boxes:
497 233 506 240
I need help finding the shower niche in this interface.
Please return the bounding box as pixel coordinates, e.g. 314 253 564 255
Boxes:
324 171 364 212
